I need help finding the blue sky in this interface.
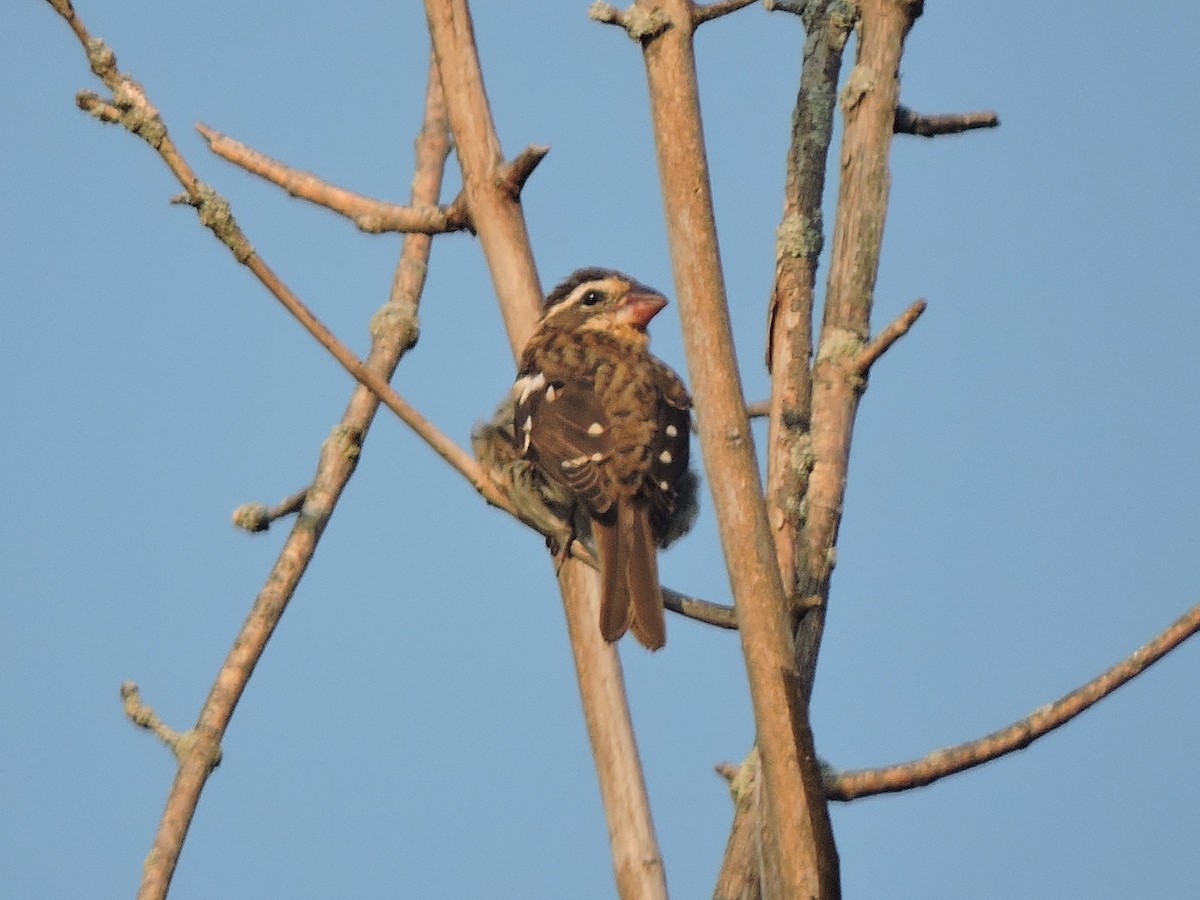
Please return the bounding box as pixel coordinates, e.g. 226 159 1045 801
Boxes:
4 2 1199 898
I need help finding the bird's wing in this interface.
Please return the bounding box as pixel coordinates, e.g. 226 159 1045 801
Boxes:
514 375 617 516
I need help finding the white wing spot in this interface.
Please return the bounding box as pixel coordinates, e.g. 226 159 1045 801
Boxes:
591 452 604 462
545 384 558 402
587 422 605 436
514 372 546 405
561 455 591 470
659 480 671 492
664 424 678 438
520 416 533 453
659 450 672 464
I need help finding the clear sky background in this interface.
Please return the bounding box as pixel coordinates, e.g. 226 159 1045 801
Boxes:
4 2 1199 898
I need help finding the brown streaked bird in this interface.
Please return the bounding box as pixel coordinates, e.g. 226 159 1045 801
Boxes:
486 267 695 650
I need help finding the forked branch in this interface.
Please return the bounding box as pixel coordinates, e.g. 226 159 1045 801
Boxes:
47 4 456 894
197 123 474 234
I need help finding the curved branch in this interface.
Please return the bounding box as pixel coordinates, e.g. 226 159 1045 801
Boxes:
196 123 473 234
120 682 206 764
231 488 309 533
47 4 455 893
828 599 1200 800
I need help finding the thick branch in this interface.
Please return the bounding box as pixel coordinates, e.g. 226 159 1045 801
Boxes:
794 0 922 708
625 1 837 895
718 0 856 893
425 4 667 898
828 599 1200 800
763 0 855 699
713 748 764 900
196 123 473 234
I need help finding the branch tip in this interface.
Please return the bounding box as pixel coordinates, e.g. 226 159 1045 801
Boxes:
497 144 550 199
853 298 926 374
894 105 1000 138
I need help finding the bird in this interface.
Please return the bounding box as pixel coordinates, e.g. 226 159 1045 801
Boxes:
474 267 696 650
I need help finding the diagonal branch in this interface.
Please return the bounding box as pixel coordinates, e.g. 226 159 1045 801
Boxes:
197 123 474 234
230 488 309 533
719 0 856 893
620 1 837 895
426 4 668 898
828 599 1200 800
693 0 760 26
852 298 926 375
794 0 923 702
46 4 455 892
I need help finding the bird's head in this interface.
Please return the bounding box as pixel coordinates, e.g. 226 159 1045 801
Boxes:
540 268 667 345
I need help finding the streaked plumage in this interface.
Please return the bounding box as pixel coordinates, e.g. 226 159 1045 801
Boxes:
475 268 696 650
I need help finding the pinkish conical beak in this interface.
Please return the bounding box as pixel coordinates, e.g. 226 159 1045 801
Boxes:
616 289 667 330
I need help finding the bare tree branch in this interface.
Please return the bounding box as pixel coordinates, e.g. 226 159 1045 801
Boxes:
619 0 837 895
719 0 856 891
852 298 926 374
196 123 474 234
120 682 205 764
663 587 738 629
231 488 309 533
693 0 761 27
828 599 1200 800
46 5 456 891
426 4 668 897
714 748 764 900
793 0 923 703
894 104 999 137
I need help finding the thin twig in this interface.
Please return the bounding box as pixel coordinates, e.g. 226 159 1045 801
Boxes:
894 104 999 138
120 682 207 764
196 123 473 234
852 299 926 374
663 587 738 629
230 488 309 533
827 599 1200 800
626 0 835 894
48 5 456 892
746 399 770 419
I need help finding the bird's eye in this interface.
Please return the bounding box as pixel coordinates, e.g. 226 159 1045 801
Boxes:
580 290 602 307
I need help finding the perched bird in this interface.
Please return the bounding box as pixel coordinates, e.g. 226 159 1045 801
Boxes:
474 268 696 650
